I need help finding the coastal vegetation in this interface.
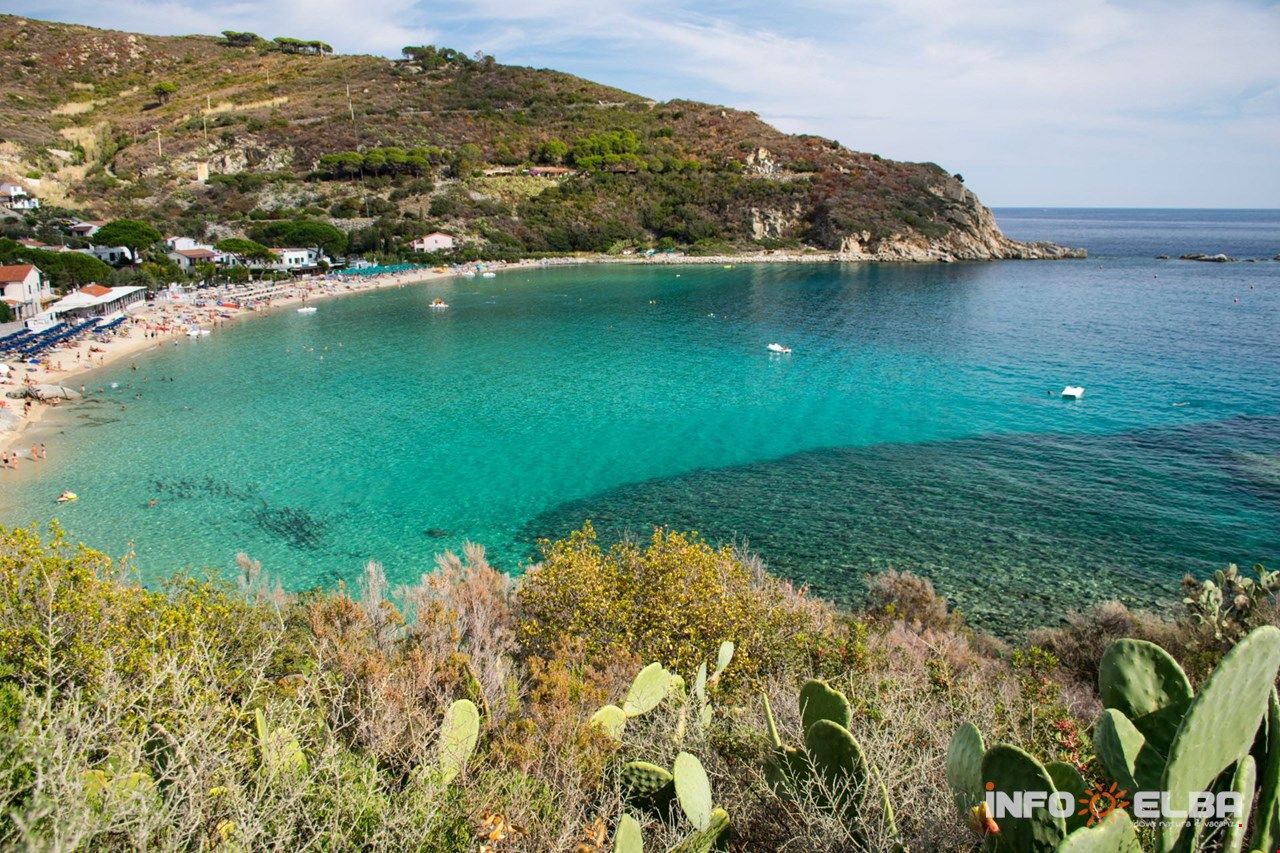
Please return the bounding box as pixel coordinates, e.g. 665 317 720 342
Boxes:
1 520 1274 850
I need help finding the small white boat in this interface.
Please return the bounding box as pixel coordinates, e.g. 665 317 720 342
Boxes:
460 271 476 278
481 271 497 279
186 328 210 337
430 298 449 310
296 306 317 314
767 343 791 354
1061 385 1084 399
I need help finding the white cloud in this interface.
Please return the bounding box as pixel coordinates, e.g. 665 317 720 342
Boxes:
8 0 1279 204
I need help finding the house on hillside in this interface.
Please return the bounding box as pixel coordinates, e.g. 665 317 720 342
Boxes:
44 283 147 322
0 264 52 321
410 232 455 253
82 245 136 266
0 181 39 211
68 220 105 238
526 166 573 178
164 236 206 252
16 238 70 252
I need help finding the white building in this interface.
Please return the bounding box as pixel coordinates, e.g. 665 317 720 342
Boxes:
83 245 136 266
410 232 455 252
43 283 147 322
0 181 38 211
0 264 51 320
252 247 326 272
167 247 221 270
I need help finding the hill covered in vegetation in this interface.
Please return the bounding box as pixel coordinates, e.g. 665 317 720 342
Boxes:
0 15 1080 262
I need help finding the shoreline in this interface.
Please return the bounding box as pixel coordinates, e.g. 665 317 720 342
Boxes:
0 247 1072 456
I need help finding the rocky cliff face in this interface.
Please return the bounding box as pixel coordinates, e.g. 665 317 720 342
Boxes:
837 183 1085 262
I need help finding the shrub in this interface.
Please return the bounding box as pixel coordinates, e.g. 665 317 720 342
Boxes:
516 523 834 682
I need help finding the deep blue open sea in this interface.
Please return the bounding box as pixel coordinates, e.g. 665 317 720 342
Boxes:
2 208 1277 631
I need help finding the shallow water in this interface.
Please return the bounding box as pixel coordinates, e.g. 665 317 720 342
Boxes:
2 209 1277 630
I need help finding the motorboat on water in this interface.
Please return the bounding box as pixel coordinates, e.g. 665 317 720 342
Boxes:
767 343 791 354
296 306 317 314
481 271 497 278
186 327 211 337
430 298 449 309
1061 385 1084 399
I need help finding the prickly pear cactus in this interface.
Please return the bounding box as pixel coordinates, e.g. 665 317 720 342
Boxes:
1253 689 1280 853
613 813 643 853
805 718 869 812
981 744 1066 853
1045 761 1088 834
591 704 628 740
674 751 713 831
799 679 851 733
254 708 308 778
1055 808 1142 853
670 807 730 853
1158 625 1280 850
438 698 480 784
946 722 986 815
1098 638 1192 758
1222 755 1256 853
624 663 672 717
1093 707 1162 792
620 760 675 810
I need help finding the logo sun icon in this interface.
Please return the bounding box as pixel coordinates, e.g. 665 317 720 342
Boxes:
1078 780 1131 826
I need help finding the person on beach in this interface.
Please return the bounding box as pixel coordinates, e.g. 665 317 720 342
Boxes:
39 444 47 460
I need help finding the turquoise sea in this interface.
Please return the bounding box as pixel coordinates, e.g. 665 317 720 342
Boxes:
2 209 1278 631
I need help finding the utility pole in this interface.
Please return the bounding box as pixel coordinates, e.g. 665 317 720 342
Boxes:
156 128 162 158
204 95 210 143
346 84 355 122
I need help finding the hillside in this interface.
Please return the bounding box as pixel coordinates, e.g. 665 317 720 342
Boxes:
0 15 1080 261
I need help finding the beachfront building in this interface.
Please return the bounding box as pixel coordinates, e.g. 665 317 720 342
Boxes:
410 232 455 253
167 247 220 270
251 247 328 273
0 181 39 211
43 283 146 322
0 264 52 321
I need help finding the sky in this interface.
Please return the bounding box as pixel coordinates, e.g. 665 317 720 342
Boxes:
8 0 1280 207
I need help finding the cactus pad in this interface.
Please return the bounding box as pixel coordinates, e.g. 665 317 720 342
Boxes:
1093 708 1161 792
621 761 675 809
1252 688 1280 853
799 679 851 734
624 663 671 717
670 806 730 853
1223 755 1255 853
591 704 628 741
1098 638 1192 758
713 641 734 681
804 718 869 812
1158 625 1280 850
674 751 714 831
980 743 1065 853
613 813 643 853
1056 808 1141 853
438 699 480 784
1046 761 1088 833
945 722 986 816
